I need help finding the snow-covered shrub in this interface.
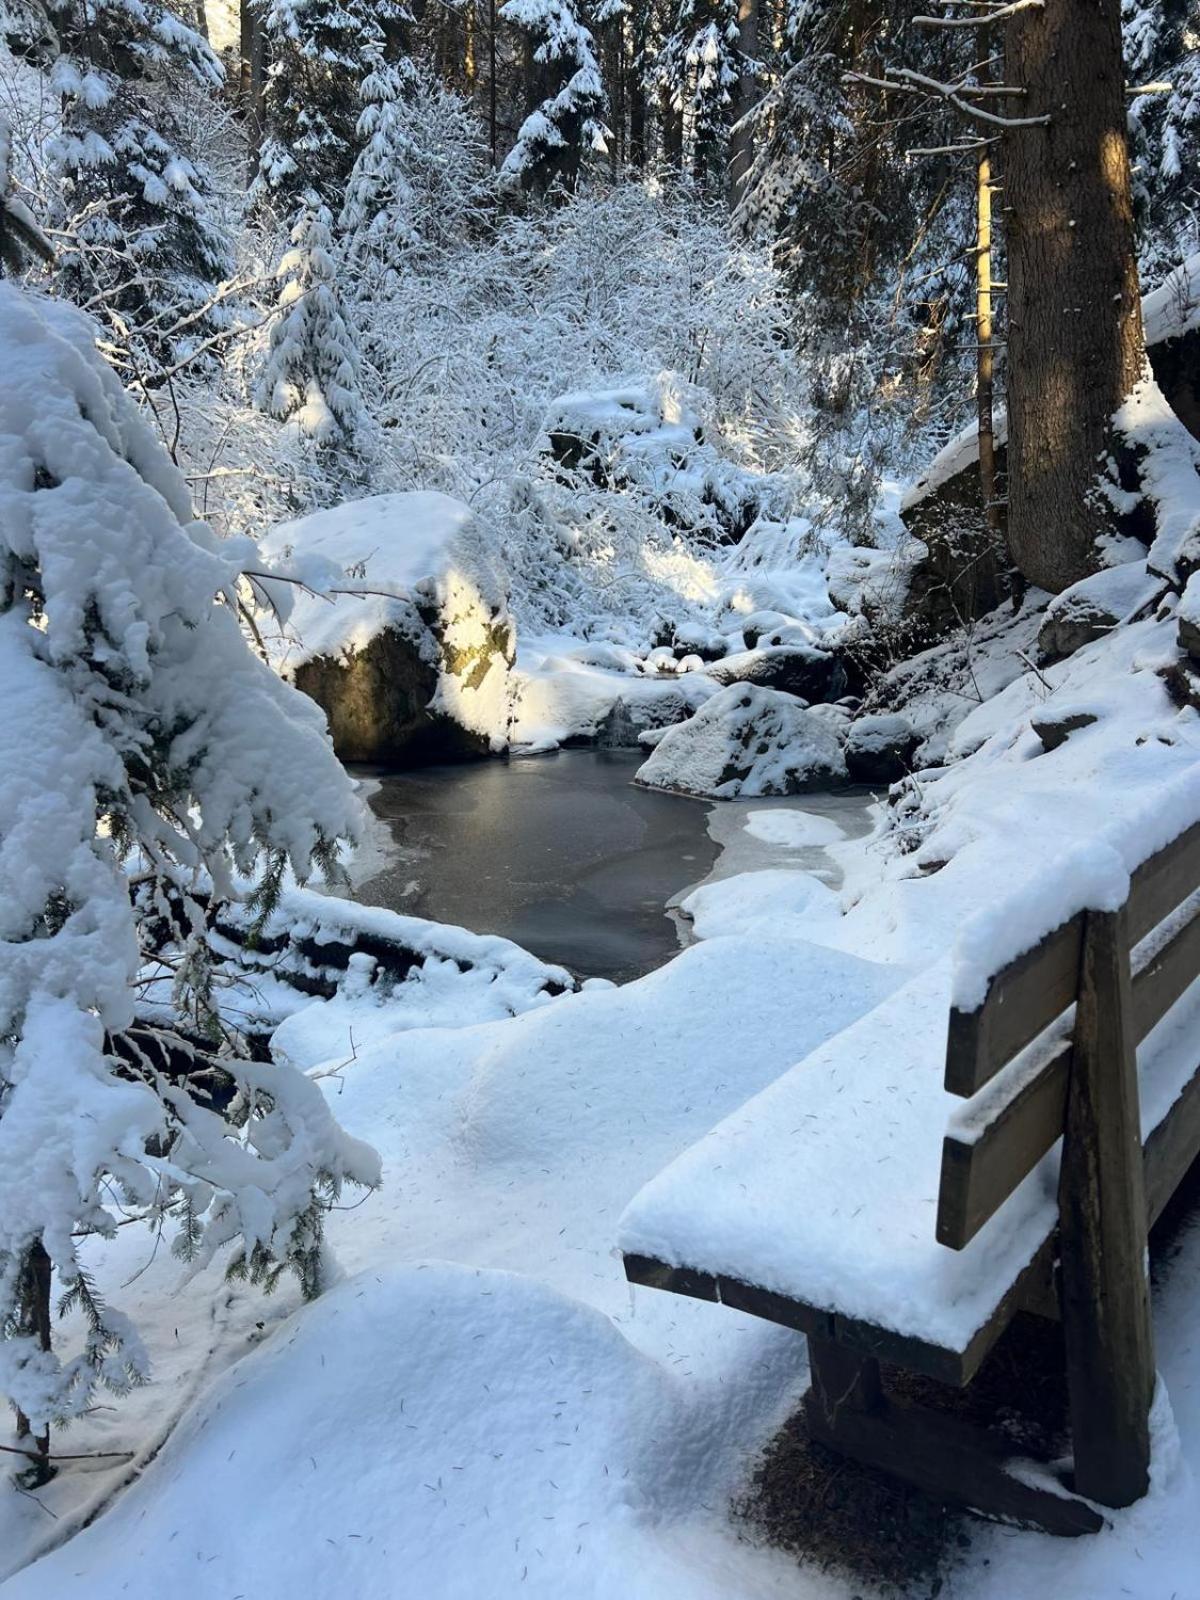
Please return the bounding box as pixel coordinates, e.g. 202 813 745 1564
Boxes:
0 283 377 1468
338 177 810 643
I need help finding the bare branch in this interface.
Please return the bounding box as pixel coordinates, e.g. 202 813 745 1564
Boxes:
851 65 1051 128
912 0 1044 27
906 139 997 156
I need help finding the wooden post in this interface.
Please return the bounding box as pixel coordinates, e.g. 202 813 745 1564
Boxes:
1058 907 1155 1507
806 1335 882 1432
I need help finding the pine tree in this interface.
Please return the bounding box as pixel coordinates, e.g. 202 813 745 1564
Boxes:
499 0 609 195
255 0 412 217
1123 0 1200 282
655 0 741 188
40 0 235 378
256 199 363 449
0 279 377 1481
339 52 419 253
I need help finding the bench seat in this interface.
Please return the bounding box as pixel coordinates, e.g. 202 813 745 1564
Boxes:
619 955 1200 1384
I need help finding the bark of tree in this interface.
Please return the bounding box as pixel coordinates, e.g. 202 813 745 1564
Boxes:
976 145 1001 538
489 0 498 167
464 0 477 94
660 84 683 173
728 0 758 203
1003 0 1146 593
629 53 647 168
606 15 622 178
240 0 267 171
13 1241 53 1487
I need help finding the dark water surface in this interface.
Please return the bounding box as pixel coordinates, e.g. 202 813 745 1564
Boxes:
352 750 719 983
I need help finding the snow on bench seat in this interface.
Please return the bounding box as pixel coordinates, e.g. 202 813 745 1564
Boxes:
620 944 1200 1373
619 960 1059 1365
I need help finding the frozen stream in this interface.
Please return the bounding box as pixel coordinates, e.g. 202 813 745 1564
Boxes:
350 749 876 982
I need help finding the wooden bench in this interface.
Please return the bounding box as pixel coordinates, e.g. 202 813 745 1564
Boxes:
620 817 1200 1536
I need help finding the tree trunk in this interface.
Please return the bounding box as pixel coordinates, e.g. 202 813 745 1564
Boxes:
464 0 477 95
976 145 1001 538
606 15 621 179
240 0 267 172
728 0 758 204
14 1241 53 1487
489 0 498 167
628 33 647 169
1003 0 1146 593
660 85 683 173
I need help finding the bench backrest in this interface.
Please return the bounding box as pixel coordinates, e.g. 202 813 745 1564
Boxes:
936 819 1200 1251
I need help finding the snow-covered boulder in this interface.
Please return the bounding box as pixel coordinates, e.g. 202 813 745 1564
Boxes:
1142 253 1200 442
262 492 515 765
635 684 846 799
508 640 719 751
1180 573 1200 660
844 712 920 785
705 641 847 702
1037 560 1164 662
898 436 1013 635
900 256 1200 627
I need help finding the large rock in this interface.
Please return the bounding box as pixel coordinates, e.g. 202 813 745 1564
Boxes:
635 684 847 799
844 713 920 785
1143 255 1200 443
1037 562 1164 662
901 254 1200 628
1180 573 1200 661
1030 708 1099 753
262 492 514 766
899 436 1014 637
705 642 846 702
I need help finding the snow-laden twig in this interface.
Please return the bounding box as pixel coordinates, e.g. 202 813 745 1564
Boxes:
847 67 1051 128
912 0 1044 28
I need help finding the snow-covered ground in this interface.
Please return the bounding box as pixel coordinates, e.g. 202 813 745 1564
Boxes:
4 533 1200 1598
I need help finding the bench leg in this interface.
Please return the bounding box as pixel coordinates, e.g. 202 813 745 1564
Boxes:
806 1334 882 1431
1059 908 1155 1507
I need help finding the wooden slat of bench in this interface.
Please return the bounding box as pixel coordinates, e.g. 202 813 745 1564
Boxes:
1132 898 1200 1041
1128 819 1200 946
945 920 1082 1097
944 820 1200 1100
940 1041 1200 1255
621 1254 834 1338
624 1230 1058 1389
939 907 1200 1250
1145 1059 1200 1227
937 1041 1071 1249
